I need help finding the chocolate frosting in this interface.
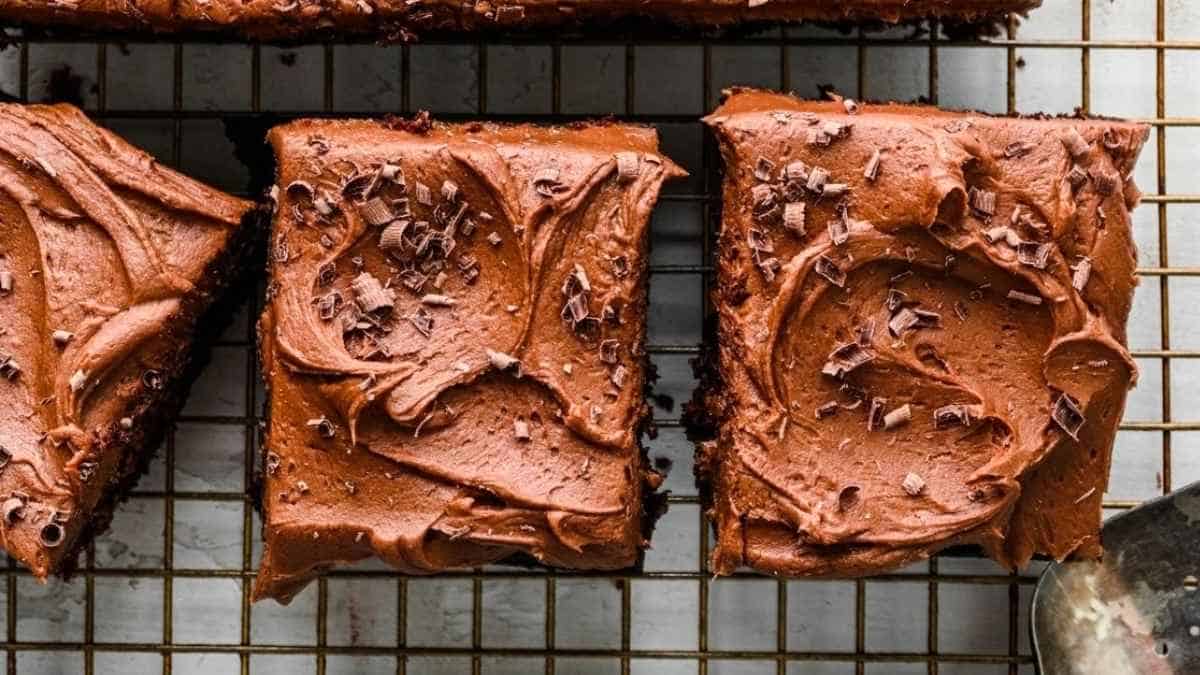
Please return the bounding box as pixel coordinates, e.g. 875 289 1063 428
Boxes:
700 89 1147 577
0 103 252 576
0 0 1040 40
255 116 683 602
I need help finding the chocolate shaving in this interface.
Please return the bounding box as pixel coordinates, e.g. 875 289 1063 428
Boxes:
757 256 781 282
822 183 849 199
39 522 64 548
414 182 432 206
142 369 163 391
883 404 912 430
822 342 875 379
1003 141 1034 159
750 183 776 212
599 339 620 365
747 228 774 254
0 270 11 293
610 364 628 388
306 416 336 438
887 307 919 336
843 98 860 115
815 255 845 287
513 418 531 442
985 225 1021 247
69 369 87 392
615 152 640 183
1061 127 1091 160
2 496 24 525
441 180 460 203
783 202 806 236
313 195 336 217
901 472 926 497
944 119 972 134
885 288 907 312
1072 257 1092 291
487 231 502 246
934 404 974 429
421 293 455 307
0 447 9 470
1017 241 1053 270
561 293 590 327
398 269 428 294
351 272 394 313
1067 164 1088 190
1089 169 1118 196
1051 392 1085 440
358 197 395 226
806 127 831 146
828 210 850 245
953 301 969 321
408 307 433 337
867 397 887 431
968 187 996 216
753 157 775 182
486 348 521 374
1006 289 1043 306
1102 128 1122 151
785 161 809 184
317 262 337 287
857 320 875 346
863 149 881 181
806 167 829 193
0 356 20 380
52 330 73 346
317 291 343 321
379 220 410 251
816 401 839 419
533 167 562 196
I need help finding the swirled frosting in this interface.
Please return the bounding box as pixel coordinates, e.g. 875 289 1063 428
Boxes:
0 0 1039 40
254 116 683 603
699 89 1147 577
0 103 253 576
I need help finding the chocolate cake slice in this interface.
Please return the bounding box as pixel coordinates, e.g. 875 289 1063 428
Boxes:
0 0 1040 41
698 88 1148 577
254 115 683 602
0 103 255 577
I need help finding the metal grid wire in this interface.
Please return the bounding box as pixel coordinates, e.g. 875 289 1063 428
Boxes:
1 0 1197 672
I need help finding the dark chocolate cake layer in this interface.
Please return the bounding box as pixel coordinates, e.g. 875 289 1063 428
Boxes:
0 0 1040 40
699 88 1147 577
0 103 255 577
254 115 683 602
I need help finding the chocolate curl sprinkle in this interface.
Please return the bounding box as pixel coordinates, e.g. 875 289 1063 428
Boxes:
822 342 875 379
351 272 394 313
882 404 912 430
1052 393 1085 440
1072 257 1092 291
615 152 640 183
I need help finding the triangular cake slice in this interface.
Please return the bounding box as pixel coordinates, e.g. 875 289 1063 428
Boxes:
698 88 1148 576
0 103 255 576
254 116 683 602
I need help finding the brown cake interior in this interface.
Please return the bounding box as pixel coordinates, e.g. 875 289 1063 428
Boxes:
698 88 1148 577
254 116 683 602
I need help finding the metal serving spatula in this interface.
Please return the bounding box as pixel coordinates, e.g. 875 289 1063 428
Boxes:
1032 481 1200 674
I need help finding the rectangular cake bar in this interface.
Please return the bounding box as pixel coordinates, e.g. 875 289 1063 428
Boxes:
254 115 683 602
698 88 1148 576
0 0 1041 40
0 103 255 576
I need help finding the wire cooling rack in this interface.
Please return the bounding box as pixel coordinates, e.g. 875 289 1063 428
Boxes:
0 0 1198 673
